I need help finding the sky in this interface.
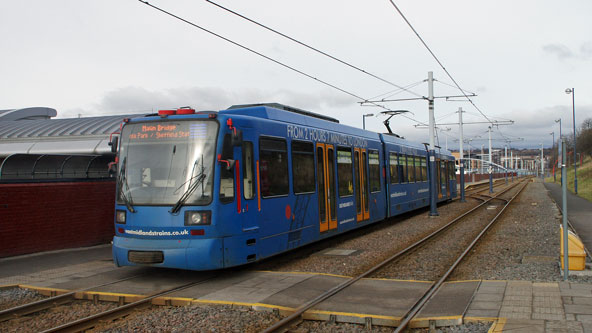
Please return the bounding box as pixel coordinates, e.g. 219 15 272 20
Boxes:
1 0 591 151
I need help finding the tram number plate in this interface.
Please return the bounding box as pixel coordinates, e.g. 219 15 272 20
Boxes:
128 251 164 264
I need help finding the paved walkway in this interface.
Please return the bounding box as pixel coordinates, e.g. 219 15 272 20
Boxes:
544 182 592 254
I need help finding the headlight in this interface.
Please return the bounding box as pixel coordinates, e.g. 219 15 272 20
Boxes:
184 211 211 226
116 210 126 224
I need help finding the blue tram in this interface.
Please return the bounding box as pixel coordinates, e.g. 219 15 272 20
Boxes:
111 103 456 270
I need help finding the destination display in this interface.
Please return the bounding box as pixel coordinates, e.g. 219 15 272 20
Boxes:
126 122 208 141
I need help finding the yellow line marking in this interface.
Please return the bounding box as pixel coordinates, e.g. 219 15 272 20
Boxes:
411 315 462 321
83 291 144 298
191 299 292 312
161 297 194 302
306 309 401 320
487 318 506 333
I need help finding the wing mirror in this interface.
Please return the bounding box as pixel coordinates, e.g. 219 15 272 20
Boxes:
108 135 119 153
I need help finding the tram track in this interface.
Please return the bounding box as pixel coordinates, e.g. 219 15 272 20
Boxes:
0 273 218 333
261 177 530 332
0 275 142 323
392 178 530 332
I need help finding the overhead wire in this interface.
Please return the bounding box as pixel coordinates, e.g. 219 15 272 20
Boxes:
205 0 424 99
433 79 477 96
137 0 431 128
386 0 496 125
368 80 426 101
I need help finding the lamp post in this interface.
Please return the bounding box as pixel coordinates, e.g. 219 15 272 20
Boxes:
551 132 556 182
556 118 562 185
540 143 544 180
362 113 374 130
565 88 577 194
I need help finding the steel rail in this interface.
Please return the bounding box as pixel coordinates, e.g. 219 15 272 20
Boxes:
41 274 218 333
394 178 530 332
262 179 527 333
0 274 144 322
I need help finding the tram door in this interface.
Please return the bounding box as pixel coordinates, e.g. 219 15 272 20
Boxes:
446 161 451 198
354 148 370 222
316 144 337 233
239 140 258 231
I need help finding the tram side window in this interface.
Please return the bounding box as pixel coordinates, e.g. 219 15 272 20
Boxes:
414 156 421 182
337 147 354 197
292 141 315 194
400 155 408 183
260 137 289 197
408 155 416 182
243 141 254 200
389 152 399 184
219 134 234 203
369 150 381 192
420 156 428 181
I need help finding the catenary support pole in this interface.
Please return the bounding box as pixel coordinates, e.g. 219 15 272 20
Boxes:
571 89 578 194
511 151 514 182
458 107 465 202
541 143 544 181
504 145 508 184
428 71 438 216
488 126 493 193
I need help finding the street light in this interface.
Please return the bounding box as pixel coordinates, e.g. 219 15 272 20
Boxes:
565 88 577 194
550 132 556 182
555 118 562 138
362 113 374 130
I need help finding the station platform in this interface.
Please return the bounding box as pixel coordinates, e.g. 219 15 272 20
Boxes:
544 182 592 256
2 250 592 331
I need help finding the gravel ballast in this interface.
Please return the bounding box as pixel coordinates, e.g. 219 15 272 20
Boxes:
0 299 118 332
88 304 283 333
0 288 45 311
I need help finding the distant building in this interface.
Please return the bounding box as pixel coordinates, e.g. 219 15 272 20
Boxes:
0 107 144 159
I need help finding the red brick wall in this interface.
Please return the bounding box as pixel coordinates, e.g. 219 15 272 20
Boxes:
0 181 115 258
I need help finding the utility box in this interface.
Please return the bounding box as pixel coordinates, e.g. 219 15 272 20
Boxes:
560 226 586 271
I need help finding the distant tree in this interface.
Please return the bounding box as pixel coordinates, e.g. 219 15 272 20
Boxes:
582 118 592 131
578 128 592 159
577 118 592 158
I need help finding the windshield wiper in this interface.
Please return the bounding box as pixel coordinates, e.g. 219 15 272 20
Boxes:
117 157 136 213
170 158 207 214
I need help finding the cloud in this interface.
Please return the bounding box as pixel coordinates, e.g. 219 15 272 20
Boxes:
61 85 355 117
543 42 592 61
542 43 575 60
580 42 592 60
